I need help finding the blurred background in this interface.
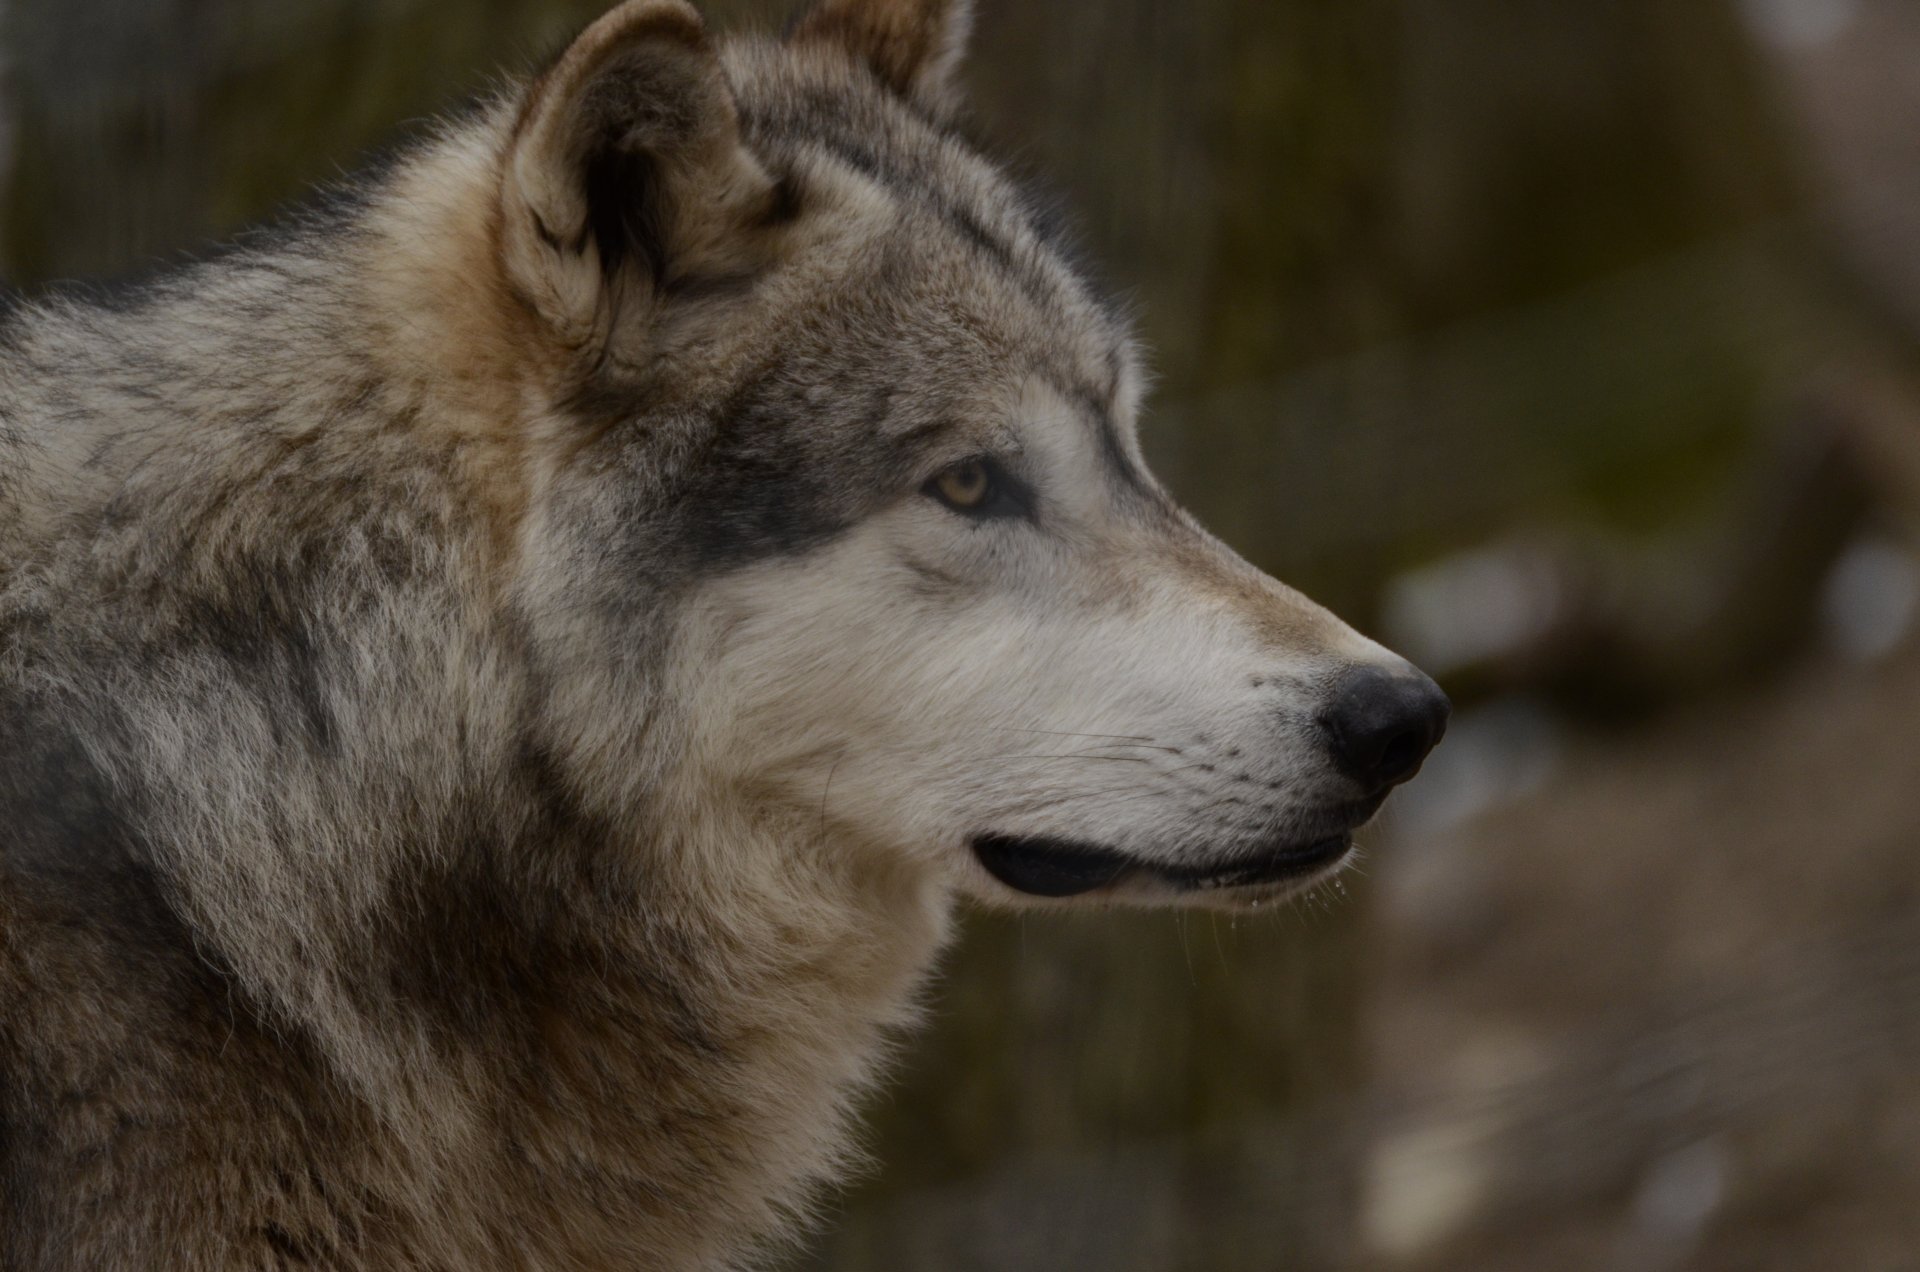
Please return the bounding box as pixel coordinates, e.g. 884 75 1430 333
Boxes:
7 0 1920 1267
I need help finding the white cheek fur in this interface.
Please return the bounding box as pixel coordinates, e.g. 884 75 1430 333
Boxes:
678 518 1355 873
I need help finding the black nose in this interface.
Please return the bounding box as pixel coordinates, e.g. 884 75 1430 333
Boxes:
1320 665 1450 791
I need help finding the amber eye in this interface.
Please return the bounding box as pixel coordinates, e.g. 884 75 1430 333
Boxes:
928 459 994 512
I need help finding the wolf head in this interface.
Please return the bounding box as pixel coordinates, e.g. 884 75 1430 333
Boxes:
473 0 1447 910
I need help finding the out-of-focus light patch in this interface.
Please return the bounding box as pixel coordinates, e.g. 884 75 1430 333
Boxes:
1380 543 1566 678
1739 0 1860 49
1819 537 1920 663
1630 1138 1731 1251
1388 698 1561 837
1363 1121 1491 1260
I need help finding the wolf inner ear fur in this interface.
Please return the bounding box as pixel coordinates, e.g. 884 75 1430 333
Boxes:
501 0 781 354
788 0 975 112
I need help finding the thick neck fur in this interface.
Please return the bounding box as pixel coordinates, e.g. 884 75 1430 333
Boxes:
0 109 954 1269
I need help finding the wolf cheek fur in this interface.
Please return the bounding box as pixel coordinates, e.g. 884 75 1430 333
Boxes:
0 0 1446 1268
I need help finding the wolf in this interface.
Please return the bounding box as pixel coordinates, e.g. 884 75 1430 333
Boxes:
0 0 1448 1266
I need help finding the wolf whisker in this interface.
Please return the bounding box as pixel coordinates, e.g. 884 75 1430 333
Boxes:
1004 728 1181 753
990 750 1156 765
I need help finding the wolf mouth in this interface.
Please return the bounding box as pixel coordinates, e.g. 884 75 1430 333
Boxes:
971 832 1355 899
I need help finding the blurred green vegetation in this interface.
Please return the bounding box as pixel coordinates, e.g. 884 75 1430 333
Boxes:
0 1 1891 1268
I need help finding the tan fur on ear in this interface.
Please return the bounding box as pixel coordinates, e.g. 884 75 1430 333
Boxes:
501 0 777 351
788 0 974 111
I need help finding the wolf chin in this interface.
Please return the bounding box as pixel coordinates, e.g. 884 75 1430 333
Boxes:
0 1 1448 1267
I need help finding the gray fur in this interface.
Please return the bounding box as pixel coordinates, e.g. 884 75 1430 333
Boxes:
0 2 1433 1267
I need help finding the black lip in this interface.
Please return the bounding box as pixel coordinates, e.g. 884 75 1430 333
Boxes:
972 835 1133 898
971 833 1353 899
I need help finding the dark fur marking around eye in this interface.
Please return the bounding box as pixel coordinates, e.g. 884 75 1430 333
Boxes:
665 379 865 569
563 361 895 577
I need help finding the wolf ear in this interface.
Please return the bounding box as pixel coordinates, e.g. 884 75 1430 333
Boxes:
500 0 780 350
788 0 974 112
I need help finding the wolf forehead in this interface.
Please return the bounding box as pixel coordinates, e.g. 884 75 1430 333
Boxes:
514 23 1153 565
729 31 1126 341
673 36 1135 427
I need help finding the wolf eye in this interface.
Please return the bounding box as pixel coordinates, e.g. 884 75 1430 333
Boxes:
922 456 1034 520
926 459 995 512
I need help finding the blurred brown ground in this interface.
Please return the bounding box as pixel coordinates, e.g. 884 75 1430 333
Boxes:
1366 635 1920 1271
